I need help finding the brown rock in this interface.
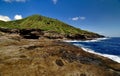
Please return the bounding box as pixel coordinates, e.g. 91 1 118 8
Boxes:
0 28 19 33
19 29 43 39
55 59 64 66
43 31 64 39
0 35 119 76
66 34 87 40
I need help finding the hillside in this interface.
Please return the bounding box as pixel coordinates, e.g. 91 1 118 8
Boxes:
0 14 104 40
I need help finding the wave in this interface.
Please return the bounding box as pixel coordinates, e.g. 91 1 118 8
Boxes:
65 37 120 63
81 47 120 63
64 37 109 43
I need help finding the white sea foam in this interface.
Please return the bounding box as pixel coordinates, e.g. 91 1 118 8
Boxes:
64 37 109 43
65 37 120 63
81 47 120 63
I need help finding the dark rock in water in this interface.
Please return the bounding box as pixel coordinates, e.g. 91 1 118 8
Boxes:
20 29 44 39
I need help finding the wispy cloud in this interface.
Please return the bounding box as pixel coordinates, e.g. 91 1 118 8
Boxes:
52 0 58 4
14 14 23 20
3 0 28 3
0 15 11 22
71 17 79 21
71 16 86 21
79 17 86 20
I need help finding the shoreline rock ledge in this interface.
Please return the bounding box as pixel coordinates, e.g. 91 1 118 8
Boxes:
0 28 104 40
0 32 120 76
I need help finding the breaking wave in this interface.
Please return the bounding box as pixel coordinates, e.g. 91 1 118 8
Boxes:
65 37 120 63
81 47 120 63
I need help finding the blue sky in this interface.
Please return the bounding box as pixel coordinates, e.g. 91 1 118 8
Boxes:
0 0 120 37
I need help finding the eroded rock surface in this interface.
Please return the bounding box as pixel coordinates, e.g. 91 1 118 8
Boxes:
0 34 119 76
0 28 104 40
20 29 43 39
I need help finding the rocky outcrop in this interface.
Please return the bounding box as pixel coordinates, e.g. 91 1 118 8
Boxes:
0 27 19 33
66 34 87 40
43 31 64 39
0 35 119 76
84 33 105 39
19 29 44 39
0 28 104 40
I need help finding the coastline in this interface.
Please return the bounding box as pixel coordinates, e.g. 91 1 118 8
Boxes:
81 47 120 63
64 37 109 42
64 37 120 63
0 34 120 76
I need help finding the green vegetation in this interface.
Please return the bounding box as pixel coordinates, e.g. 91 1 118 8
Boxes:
0 14 99 35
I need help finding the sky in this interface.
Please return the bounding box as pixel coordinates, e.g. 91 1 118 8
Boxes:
0 0 120 37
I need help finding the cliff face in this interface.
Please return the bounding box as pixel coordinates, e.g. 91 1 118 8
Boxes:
0 28 104 40
0 33 119 76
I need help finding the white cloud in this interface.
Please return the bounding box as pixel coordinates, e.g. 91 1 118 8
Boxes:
0 15 11 22
79 17 86 20
72 17 79 21
14 14 22 20
52 0 58 4
71 16 86 21
3 0 27 2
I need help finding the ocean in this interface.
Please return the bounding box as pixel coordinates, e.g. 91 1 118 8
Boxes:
65 37 120 63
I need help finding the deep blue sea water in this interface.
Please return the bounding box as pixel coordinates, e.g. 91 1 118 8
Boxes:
66 37 120 63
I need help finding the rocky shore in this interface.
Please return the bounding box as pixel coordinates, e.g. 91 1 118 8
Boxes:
0 28 104 40
0 30 120 76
